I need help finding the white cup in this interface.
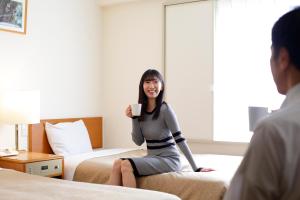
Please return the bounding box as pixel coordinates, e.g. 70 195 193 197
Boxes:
131 103 142 116
248 106 269 131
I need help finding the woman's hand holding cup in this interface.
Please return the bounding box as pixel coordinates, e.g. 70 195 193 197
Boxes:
125 105 133 118
126 104 142 118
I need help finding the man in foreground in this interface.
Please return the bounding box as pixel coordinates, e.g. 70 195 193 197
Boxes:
224 7 300 200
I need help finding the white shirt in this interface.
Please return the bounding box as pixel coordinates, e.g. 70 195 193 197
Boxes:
224 83 300 200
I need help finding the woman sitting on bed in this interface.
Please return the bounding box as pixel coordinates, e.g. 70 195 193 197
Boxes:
107 69 213 188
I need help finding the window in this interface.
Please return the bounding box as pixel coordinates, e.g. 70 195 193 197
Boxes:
213 0 298 142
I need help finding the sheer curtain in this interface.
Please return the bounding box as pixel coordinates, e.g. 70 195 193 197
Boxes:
213 0 299 142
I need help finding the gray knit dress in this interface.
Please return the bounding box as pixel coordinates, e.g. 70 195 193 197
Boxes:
127 103 199 176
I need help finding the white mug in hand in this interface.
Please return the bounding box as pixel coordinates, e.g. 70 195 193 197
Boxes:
131 103 142 116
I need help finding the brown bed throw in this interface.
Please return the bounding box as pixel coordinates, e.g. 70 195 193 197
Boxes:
73 149 227 200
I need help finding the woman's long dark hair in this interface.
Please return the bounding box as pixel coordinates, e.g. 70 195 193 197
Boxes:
138 69 165 121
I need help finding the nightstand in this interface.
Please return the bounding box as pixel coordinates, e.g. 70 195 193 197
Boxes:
0 151 63 178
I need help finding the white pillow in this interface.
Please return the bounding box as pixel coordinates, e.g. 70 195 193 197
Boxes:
45 120 93 156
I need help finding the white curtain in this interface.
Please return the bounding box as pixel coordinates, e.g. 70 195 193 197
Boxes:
213 0 299 142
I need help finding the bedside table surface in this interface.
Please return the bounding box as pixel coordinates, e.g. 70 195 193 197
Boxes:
0 151 63 163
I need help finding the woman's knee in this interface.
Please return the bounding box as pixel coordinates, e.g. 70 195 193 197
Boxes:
112 159 122 172
120 160 133 174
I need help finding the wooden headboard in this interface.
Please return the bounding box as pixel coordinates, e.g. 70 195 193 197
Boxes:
28 117 103 154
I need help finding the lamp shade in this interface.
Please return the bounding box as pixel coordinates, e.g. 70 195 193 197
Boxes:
0 90 40 124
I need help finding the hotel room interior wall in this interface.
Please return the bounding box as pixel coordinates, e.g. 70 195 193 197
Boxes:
0 0 103 149
102 0 164 148
102 0 247 155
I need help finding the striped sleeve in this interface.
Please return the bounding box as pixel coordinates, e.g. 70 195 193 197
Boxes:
176 137 198 171
164 104 199 171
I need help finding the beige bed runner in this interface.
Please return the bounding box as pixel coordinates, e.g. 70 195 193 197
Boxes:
73 149 227 200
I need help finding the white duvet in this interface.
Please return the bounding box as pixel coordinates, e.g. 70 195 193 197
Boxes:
0 168 180 200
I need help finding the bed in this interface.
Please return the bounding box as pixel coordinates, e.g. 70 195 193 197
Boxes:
0 168 180 200
28 117 242 200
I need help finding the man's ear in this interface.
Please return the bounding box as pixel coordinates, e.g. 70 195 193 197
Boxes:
278 47 290 71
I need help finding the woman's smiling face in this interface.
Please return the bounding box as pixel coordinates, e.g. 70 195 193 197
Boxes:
143 77 162 99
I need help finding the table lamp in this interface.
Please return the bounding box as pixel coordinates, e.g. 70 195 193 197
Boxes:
0 90 40 154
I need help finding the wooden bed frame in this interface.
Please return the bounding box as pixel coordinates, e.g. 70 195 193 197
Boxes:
28 117 103 154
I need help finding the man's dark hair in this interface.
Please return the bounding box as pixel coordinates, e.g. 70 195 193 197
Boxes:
272 6 300 69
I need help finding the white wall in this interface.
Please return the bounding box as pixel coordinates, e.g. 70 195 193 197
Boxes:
97 0 144 7
102 0 164 148
0 0 103 149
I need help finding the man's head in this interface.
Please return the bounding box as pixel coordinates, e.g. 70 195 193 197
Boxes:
271 7 300 94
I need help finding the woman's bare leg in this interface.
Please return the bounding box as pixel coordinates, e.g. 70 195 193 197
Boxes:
120 160 136 188
107 159 122 185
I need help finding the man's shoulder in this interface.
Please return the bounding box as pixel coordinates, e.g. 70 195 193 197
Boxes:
255 106 300 140
267 104 300 124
